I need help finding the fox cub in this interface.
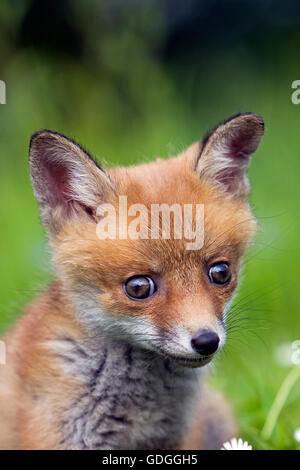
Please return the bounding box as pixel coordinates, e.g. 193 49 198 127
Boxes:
0 113 264 449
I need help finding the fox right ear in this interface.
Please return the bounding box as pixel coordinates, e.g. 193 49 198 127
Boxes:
195 113 264 199
29 131 115 234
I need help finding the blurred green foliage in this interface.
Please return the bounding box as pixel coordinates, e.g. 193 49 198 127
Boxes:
0 0 299 450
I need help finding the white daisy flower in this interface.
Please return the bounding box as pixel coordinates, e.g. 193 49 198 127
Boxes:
221 437 252 450
294 428 300 443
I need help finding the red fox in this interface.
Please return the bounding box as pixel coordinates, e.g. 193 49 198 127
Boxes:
0 113 264 449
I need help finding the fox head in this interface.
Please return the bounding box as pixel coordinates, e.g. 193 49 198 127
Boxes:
29 113 264 367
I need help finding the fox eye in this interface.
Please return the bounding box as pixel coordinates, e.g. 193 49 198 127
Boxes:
124 276 157 300
208 262 231 285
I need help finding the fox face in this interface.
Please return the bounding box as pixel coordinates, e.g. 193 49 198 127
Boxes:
29 113 264 367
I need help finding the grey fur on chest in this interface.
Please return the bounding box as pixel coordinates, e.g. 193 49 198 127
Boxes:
52 336 202 450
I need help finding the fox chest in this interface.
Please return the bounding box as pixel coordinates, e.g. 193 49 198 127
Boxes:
53 339 200 450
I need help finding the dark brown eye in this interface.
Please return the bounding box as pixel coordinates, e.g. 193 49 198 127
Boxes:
124 276 156 300
208 263 231 285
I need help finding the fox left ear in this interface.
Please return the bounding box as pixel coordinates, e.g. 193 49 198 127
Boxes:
29 131 115 234
195 113 264 199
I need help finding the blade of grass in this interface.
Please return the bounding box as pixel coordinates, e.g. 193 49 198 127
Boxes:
261 366 300 441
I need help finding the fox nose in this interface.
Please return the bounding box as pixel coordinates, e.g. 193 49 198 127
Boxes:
191 329 220 356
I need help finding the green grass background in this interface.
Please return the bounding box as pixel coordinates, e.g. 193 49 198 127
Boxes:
0 6 300 449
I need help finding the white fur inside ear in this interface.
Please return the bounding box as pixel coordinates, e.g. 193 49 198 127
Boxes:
201 144 250 197
207 142 248 177
66 161 106 209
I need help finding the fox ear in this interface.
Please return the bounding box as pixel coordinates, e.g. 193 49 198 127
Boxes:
29 131 115 234
195 113 264 199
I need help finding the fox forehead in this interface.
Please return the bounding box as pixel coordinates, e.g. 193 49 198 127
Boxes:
108 146 203 206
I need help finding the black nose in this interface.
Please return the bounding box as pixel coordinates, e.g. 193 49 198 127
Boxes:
191 330 220 356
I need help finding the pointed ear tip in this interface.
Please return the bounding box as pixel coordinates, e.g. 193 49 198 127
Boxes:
229 112 265 133
243 112 264 130
29 129 61 152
